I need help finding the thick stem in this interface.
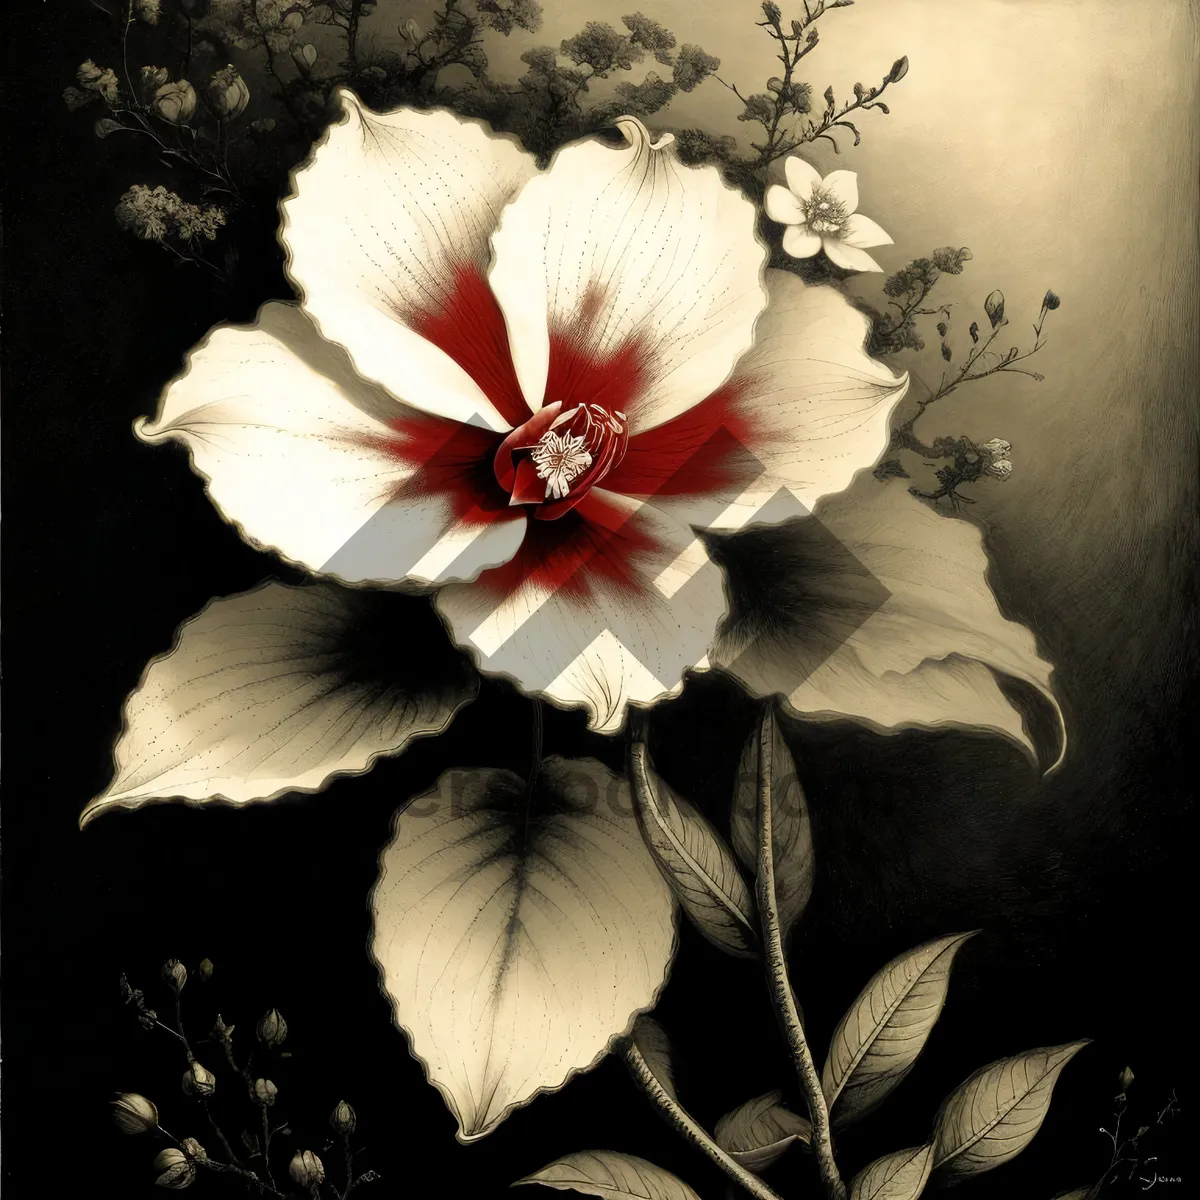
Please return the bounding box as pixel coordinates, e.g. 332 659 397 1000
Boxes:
621 1042 785 1200
754 712 845 1200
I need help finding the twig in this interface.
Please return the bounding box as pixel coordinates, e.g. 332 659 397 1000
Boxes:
754 708 845 1200
621 1041 786 1200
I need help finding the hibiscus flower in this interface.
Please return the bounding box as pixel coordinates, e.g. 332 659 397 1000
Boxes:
81 93 1062 825
766 155 893 272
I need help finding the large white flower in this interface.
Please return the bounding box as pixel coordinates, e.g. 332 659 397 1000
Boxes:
766 156 893 272
126 91 909 735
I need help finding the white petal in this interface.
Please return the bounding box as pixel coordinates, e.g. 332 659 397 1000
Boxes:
715 477 1065 768
436 489 729 732
823 238 883 273
80 582 478 824
140 302 526 586
282 92 537 431
821 168 859 212
488 115 767 434
784 156 823 199
764 183 805 225
615 272 907 531
842 212 894 249
782 226 822 258
371 758 675 1141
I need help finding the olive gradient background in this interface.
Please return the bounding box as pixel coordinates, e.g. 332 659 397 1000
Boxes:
2 2 1196 1198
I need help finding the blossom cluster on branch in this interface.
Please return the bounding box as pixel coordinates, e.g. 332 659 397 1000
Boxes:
113 959 378 1197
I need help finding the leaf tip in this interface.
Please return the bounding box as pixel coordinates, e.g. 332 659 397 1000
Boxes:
79 797 108 830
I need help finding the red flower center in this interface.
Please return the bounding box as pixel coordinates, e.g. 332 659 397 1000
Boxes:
493 402 630 521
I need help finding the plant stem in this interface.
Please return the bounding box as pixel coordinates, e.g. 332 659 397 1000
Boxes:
527 697 544 801
754 710 845 1200
621 1041 786 1200
261 1105 276 1187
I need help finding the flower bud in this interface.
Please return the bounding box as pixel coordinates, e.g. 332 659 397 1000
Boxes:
154 1148 196 1189
289 1150 325 1189
153 80 197 125
256 1008 287 1048
162 959 188 993
1042 289 1061 311
196 957 214 982
181 1060 216 1098
180 1137 208 1161
400 17 421 40
980 438 1012 461
113 1092 160 1135
983 289 1006 329
1118 1065 1135 1093
985 458 1012 481
212 1013 234 1044
291 42 317 73
141 65 170 93
206 65 250 120
330 1100 356 1135
253 1078 278 1107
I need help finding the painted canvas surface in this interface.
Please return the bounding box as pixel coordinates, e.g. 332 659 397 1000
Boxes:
2 2 1194 1198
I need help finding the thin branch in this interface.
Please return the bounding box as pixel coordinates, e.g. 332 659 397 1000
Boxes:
754 709 845 1200
621 1041 786 1200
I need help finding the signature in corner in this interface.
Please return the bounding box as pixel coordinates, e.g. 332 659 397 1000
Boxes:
1136 1158 1183 1191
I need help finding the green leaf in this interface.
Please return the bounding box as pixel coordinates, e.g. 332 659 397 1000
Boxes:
850 1144 934 1200
516 1151 701 1199
730 708 814 939
823 933 976 1128
932 1041 1091 1184
631 745 757 958
372 759 676 1142
713 1090 812 1172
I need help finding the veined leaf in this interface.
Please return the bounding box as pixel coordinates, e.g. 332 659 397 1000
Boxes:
713 1089 812 1172
81 582 477 824
823 932 977 1128
516 1151 701 1200
932 1041 1091 1184
850 1144 934 1200
630 744 757 958
371 758 676 1142
630 1016 677 1101
730 708 814 939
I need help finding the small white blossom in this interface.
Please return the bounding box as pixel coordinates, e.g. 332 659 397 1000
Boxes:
765 156 893 272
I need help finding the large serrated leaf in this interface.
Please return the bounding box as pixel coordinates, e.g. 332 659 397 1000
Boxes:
631 745 757 958
850 1144 934 1199
713 1089 813 1172
730 708 814 939
371 759 676 1142
932 1041 1090 1184
630 1016 677 1101
80 582 478 824
823 932 977 1127
515 1151 701 1199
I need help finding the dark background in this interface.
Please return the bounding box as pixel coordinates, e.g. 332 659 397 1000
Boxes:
3 3 1196 1198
